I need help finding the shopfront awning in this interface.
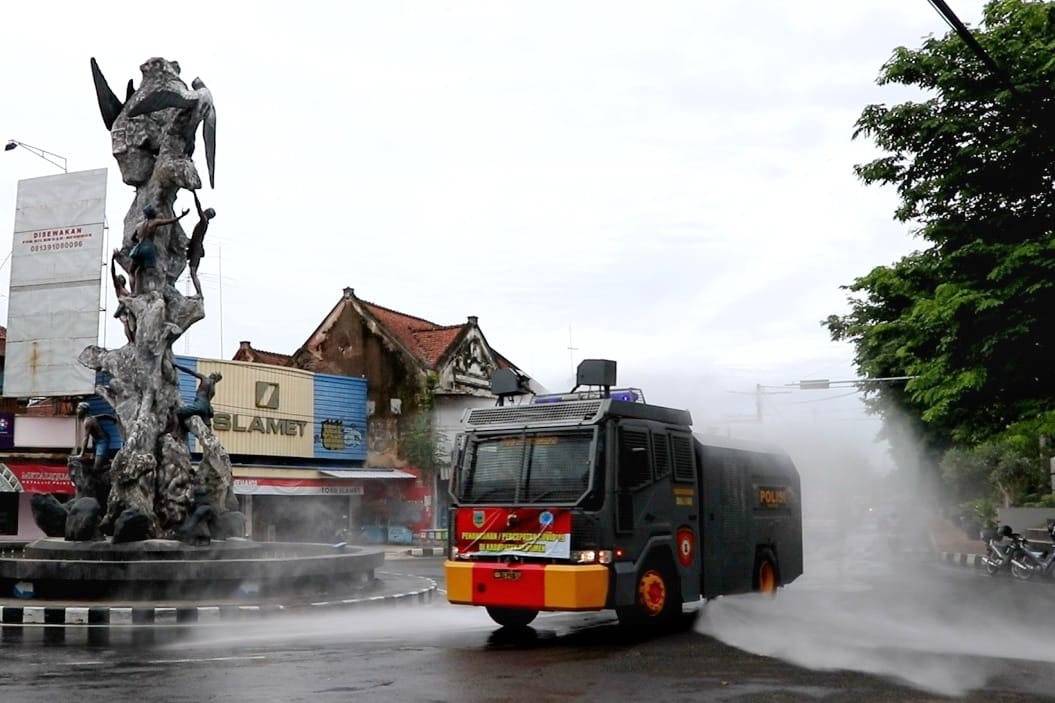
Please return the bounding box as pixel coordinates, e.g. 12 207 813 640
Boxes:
318 469 416 480
0 462 75 494
229 465 415 496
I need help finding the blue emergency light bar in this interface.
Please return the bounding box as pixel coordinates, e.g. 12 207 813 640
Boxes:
532 388 644 404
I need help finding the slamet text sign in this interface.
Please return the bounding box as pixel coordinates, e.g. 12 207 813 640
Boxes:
213 380 307 436
213 414 307 436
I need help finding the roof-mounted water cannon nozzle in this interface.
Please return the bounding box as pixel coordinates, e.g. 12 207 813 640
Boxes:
576 359 617 398
491 368 532 406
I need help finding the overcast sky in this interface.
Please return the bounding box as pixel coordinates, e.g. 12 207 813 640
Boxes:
1 1 989 471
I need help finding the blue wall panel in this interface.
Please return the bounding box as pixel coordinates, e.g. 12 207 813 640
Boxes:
312 372 368 461
174 355 201 404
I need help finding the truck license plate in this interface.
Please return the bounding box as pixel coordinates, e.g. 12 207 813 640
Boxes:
493 569 521 581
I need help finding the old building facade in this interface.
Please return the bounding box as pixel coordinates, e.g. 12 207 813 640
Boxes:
235 287 542 528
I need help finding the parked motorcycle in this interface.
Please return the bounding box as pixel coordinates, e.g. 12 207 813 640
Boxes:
1009 523 1055 581
981 525 1027 576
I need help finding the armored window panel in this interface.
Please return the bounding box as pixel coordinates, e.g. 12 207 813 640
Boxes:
671 434 695 482
653 432 672 480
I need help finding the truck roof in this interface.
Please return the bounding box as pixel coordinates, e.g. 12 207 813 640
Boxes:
693 431 789 457
462 397 692 431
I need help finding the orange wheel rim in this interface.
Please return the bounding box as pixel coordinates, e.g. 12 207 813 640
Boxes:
638 570 666 615
759 562 776 593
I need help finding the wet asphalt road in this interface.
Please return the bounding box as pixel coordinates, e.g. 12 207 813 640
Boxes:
3 528 1055 703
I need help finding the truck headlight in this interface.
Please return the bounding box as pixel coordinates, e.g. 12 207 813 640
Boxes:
571 549 613 564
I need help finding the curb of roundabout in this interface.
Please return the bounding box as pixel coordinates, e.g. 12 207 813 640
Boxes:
938 551 986 570
0 574 437 628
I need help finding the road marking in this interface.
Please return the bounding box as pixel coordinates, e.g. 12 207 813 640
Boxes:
145 655 269 665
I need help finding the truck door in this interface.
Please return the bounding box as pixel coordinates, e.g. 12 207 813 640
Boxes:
696 441 722 598
615 424 657 557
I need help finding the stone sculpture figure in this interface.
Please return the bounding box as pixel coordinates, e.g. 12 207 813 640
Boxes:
129 204 189 294
67 455 112 509
176 364 223 429
111 253 135 343
172 488 217 545
128 74 217 189
31 494 68 538
65 497 104 541
73 402 118 476
187 191 215 298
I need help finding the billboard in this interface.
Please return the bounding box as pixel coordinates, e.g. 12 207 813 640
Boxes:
4 169 107 397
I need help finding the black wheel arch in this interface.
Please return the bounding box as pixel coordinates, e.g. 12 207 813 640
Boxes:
753 544 781 590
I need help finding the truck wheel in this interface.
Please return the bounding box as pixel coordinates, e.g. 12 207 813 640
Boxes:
617 558 680 628
753 547 779 594
486 607 538 628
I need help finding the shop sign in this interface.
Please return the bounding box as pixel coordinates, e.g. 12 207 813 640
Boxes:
232 477 365 496
0 414 14 450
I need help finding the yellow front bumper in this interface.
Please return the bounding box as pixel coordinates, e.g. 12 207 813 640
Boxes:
445 560 609 611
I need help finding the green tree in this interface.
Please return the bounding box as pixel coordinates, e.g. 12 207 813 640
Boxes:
941 441 1043 507
400 372 445 477
827 0 1055 455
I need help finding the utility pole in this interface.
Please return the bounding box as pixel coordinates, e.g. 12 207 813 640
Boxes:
566 326 578 381
725 384 791 424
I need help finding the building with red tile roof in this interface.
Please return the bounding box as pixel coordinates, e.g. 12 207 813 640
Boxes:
233 288 542 509
236 287 539 400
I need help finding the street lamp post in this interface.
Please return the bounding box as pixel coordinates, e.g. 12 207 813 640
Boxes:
4 139 68 173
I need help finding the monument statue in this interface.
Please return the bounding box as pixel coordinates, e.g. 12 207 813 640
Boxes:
67 56 243 543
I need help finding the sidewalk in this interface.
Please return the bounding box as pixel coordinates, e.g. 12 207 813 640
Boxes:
385 539 446 559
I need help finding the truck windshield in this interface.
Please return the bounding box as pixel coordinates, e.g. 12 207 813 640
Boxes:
456 430 594 504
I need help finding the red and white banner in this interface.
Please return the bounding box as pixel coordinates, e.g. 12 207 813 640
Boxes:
455 507 572 559
232 477 365 496
0 463 75 494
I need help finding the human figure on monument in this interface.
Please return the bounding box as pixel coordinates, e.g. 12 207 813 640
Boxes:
175 364 223 429
72 402 118 476
110 253 135 343
187 190 216 298
129 203 189 294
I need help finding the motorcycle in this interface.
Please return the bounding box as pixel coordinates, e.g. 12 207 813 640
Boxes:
1009 524 1055 581
981 525 1027 576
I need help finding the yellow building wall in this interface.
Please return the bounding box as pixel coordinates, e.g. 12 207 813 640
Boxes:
196 360 314 457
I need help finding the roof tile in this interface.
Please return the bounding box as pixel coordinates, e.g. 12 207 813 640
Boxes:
359 301 465 368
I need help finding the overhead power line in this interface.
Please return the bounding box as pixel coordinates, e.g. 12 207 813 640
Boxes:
925 0 1017 93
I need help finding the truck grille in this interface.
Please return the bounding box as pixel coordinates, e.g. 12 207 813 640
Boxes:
571 515 600 549
465 401 604 427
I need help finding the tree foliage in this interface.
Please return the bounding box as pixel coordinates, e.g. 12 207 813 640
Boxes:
828 1 1055 456
400 372 445 477
941 441 1044 507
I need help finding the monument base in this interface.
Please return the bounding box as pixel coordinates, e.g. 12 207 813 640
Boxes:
1 538 383 602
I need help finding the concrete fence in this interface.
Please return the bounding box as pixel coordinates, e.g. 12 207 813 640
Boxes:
996 508 1055 537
